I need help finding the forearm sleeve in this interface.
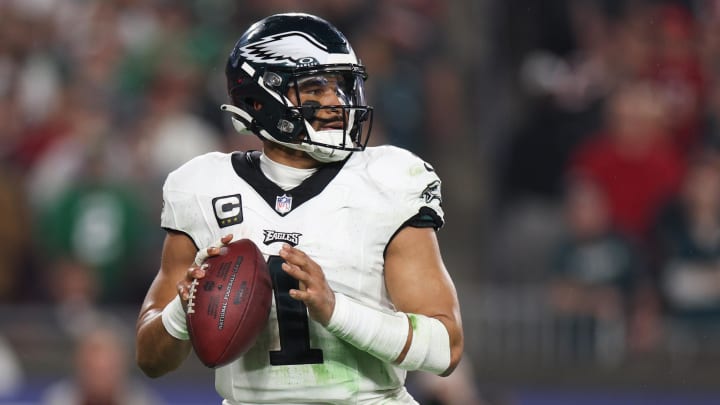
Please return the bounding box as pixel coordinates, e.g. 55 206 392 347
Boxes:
326 292 451 375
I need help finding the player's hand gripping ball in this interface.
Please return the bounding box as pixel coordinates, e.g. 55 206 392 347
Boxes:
187 239 272 368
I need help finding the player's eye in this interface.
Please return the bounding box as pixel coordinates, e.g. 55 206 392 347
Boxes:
300 85 326 96
290 74 351 105
297 76 325 89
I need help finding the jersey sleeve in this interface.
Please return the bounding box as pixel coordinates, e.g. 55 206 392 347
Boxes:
160 156 218 249
367 146 445 230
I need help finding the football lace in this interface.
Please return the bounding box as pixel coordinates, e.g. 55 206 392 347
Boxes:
187 278 199 314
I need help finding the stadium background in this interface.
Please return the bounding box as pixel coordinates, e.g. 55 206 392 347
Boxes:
1 0 720 404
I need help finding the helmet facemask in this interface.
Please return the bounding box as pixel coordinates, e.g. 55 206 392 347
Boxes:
286 68 372 162
223 64 373 163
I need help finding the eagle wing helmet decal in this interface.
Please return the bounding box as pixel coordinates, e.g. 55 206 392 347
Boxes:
238 31 330 67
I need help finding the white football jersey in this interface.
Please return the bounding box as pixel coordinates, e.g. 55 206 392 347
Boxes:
161 145 444 405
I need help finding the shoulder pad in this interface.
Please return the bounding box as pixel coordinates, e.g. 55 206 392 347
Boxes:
161 152 230 247
365 146 444 229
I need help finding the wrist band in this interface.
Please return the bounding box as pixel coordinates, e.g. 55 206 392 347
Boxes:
398 313 451 375
161 295 190 341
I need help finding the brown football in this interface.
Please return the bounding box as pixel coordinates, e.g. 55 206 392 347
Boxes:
187 238 272 368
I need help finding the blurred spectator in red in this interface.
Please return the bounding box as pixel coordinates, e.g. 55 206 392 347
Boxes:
568 79 686 247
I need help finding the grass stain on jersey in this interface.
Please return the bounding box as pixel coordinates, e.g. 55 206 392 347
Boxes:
311 360 359 395
408 313 420 332
408 164 426 177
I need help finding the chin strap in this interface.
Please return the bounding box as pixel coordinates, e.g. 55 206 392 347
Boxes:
221 104 351 163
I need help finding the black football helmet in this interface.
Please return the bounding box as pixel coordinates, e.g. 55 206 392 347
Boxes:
222 13 373 162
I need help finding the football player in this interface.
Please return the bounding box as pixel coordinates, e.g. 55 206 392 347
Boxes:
136 12 464 404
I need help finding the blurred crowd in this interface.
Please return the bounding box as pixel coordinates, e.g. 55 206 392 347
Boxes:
3 0 720 401
0 0 475 401
0 0 465 308
491 0 720 360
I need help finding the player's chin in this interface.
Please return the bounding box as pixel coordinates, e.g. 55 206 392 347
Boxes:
277 143 305 156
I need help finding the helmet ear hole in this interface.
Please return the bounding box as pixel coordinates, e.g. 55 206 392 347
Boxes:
231 91 262 111
229 91 244 107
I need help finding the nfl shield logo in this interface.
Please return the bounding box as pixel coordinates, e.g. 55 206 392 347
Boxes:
275 194 293 214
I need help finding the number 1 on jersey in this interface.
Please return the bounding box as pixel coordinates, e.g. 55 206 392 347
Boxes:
267 255 324 365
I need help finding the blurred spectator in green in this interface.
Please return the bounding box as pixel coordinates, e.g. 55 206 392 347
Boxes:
652 152 720 357
549 179 639 319
548 178 644 361
37 161 155 304
29 103 156 304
